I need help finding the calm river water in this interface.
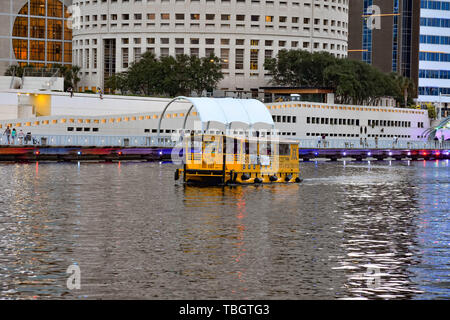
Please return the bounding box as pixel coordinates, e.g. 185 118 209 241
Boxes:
0 160 448 300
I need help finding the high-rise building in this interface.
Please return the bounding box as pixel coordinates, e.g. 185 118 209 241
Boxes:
72 0 349 97
0 0 73 74
348 0 421 87
418 0 450 110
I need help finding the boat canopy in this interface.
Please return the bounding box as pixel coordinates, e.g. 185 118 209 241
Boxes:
157 96 275 136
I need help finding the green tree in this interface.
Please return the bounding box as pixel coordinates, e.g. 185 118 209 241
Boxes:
389 73 416 107
123 51 223 97
127 52 162 95
105 72 129 94
53 64 81 91
264 49 337 87
4 65 25 77
426 102 437 119
266 49 417 106
190 54 224 95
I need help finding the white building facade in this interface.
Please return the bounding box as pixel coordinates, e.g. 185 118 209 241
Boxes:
418 0 450 113
72 0 349 97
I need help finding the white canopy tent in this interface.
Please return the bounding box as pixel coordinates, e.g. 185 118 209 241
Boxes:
157 96 275 138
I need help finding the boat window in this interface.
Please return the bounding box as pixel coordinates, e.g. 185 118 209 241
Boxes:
259 142 272 155
279 143 290 156
233 138 239 154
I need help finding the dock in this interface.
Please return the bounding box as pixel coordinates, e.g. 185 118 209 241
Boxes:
0 134 448 162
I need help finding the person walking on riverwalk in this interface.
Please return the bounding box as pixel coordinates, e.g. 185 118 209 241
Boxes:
434 136 439 148
11 128 16 145
321 134 328 148
97 87 103 100
375 136 378 149
18 130 25 145
25 132 31 145
3 126 11 144
67 86 74 98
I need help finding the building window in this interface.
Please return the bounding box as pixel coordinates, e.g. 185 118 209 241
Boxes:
221 48 229 69
250 49 259 70
134 47 142 61
190 48 199 57
235 48 244 69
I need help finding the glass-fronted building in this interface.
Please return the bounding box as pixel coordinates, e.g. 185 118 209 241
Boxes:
348 0 421 90
0 0 73 74
418 0 450 113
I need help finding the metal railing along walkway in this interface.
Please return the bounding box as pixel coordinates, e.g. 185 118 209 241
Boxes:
0 134 448 150
294 138 450 150
0 134 177 148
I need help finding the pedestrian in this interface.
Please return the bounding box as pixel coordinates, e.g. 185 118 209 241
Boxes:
364 138 368 147
434 136 439 148
375 136 378 149
25 132 32 145
18 130 25 145
97 87 103 100
11 128 16 145
3 126 11 144
321 134 327 148
68 86 74 98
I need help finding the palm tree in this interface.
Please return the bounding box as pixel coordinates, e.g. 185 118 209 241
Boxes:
389 73 416 107
69 65 81 91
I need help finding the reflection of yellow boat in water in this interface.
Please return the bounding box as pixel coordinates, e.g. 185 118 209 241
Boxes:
175 133 302 185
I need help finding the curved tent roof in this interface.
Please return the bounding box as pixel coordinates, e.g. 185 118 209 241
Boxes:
158 97 274 134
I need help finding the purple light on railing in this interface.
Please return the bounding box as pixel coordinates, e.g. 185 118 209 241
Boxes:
388 151 392 156
367 152 371 156
343 152 347 156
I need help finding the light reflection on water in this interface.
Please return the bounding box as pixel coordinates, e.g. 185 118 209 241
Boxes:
0 160 448 299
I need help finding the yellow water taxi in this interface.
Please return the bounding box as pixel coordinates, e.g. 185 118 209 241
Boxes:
175 133 301 185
